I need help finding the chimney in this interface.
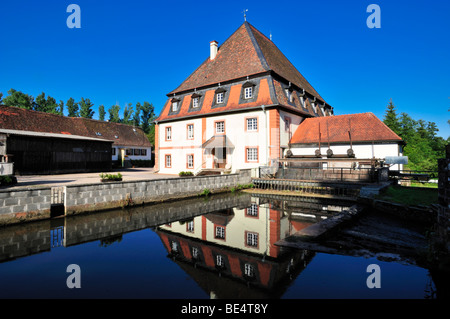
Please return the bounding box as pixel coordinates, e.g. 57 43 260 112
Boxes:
210 40 218 60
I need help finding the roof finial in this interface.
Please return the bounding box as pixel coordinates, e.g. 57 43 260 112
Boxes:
243 9 248 21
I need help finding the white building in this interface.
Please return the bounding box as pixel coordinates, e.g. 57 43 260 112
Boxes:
154 22 333 175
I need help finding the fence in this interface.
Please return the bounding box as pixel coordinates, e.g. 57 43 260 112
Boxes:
273 167 377 183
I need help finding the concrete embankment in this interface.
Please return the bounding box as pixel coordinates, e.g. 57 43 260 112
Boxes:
0 170 252 226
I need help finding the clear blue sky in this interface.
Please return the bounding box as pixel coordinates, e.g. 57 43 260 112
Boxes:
1 0 449 138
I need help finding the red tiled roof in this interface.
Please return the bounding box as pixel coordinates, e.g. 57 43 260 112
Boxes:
169 22 323 101
0 105 152 147
290 113 403 144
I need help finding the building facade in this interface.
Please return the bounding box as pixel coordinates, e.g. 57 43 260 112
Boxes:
155 22 333 175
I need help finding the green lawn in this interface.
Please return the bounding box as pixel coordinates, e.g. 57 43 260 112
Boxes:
376 185 438 206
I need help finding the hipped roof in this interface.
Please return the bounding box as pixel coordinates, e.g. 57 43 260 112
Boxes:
168 22 324 102
290 113 403 145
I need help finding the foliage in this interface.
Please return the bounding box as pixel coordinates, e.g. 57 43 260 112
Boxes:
230 183 255 192
130 160 153 167
199 188 211 197
66 97 79 117
98 104 106 121
140 101 155 134
99 172 122 181
383 99 448 172
0 175 17 186
122 103 134 125
375 185 438 206
179 171 194 176
79 97 95 119
35 92 59 114
2 89 34 109
108 104 121 123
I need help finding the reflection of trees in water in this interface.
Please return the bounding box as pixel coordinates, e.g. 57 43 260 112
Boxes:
99 235 123 247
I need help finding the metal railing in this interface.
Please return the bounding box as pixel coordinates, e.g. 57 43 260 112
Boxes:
273 167 376 182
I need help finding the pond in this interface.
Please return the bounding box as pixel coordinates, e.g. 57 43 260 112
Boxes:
0 192 440 299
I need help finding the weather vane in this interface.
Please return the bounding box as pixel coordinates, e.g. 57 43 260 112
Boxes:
243 9 248 21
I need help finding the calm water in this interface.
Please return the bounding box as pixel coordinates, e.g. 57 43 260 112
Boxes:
0 192 439 299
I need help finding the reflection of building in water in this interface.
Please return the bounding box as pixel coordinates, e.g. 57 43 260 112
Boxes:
156 196 334 298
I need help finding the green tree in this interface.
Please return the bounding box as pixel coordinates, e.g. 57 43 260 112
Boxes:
122 103 133 125
79 97 95 119
35 92 58 114
98 104 106 121
67 97 79 117
132 102 141 127
3 89 34 109
0 92 3 104
140 101 155 134
58 100 64 116
383 99 401 135
108 104 121 123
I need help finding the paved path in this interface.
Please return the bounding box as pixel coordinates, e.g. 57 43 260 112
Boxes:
14 168 178 188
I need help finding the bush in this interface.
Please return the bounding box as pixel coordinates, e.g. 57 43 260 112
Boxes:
0 175 17 186
130 160 153 167
179 171 194 177
100 173 123 181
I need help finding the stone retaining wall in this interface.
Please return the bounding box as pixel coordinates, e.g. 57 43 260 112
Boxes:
0 170 252 226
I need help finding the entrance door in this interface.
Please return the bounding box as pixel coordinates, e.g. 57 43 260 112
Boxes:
212 147 226 169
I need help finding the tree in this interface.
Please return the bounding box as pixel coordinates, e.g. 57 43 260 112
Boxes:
67 97 79 117
58 100 64 116
140 101 155 134
98 104 106 121
108 104 121 123
0 92 3 104
3 89 34 109
132 102 141 127
79 97 95 119
122 103 134 125
35 92 58 114
383 99 400 135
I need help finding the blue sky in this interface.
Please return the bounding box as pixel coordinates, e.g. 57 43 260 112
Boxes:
0 0 449 138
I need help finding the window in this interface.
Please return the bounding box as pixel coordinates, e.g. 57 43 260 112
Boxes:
216 92 224 104
141 149 147 156
311 101 317 113
215 226 225 239
126 149 133 156
171 241 178 253
165 155 172 168
216 255 225 267
246 118 257 131
112 148 116 156
246 147 258 162
192 247 199 259
285 89 293 102
215 121 225 134
192 97 199 108
285 117 291 132
187 221 194 233
172 100 179 112
165 127 172 141
187 154 194 169
244 87 253 99
246 203 258 217
244 263 255 277
246 232 258 247
133 149 141 156
187 124 194 139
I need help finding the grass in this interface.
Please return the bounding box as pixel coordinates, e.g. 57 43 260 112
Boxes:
375 185 438 206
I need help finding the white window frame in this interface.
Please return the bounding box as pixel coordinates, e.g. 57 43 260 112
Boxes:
246 148 258 162
246 232 258 247
246 118 257 131
215 121 225 134
216 92 224 104
244 87 253 99
192 97 199 108
215 226 225 239
187 154 194 169
247 203 258 216
244 263 255 277
216 255 224 267
187 221 194 232
172 101 179 112
166 127 172 141
187 124 194 139
165 155 172 168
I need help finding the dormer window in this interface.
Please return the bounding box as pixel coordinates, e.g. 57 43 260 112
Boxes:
171 98 180 112
95 132 102 136
285 88 294 103
244 87 253 99
216 92 224 104
192 97 199 108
